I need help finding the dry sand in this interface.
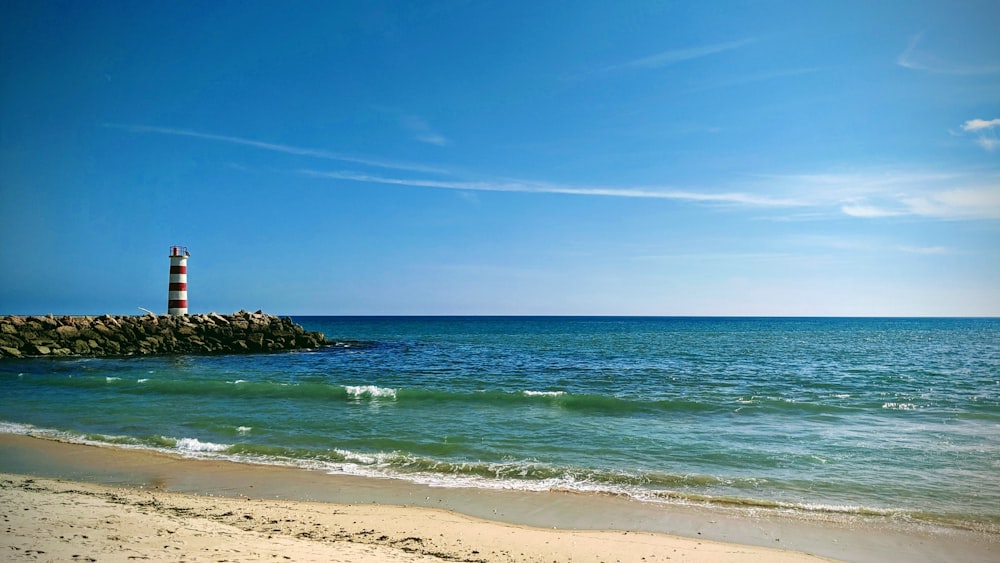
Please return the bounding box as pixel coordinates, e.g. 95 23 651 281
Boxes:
1 473 828 562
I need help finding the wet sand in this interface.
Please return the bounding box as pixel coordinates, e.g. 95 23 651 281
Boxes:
1 434 995 562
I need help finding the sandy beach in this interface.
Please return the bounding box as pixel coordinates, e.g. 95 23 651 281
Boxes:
1 434 995 562
1 472 829 563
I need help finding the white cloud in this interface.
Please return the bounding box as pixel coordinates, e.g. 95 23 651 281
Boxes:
790 235 955 256
898 187 1000 219
896 245 952 255
897 33 1000 75
955 118 1000 151
766 171 1000 220
603 38 755 72
301 170 803 206
689 66 825 92
962 118 1000 132
840 204 905 218
106 124 450 174
923 187 1000 210
417 133 449 146
976 138 999 151
302 168 1000 220
110 124 1000 221
401 115 450 146
631 251 798 262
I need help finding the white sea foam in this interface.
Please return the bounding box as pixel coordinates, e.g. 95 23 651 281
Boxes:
882 402 919 410
344 385 397 399
0 421 38 434
523 390 565 397
236 426 252 435
333 448 384 465
106 377 121 382
176 437 230 452
229 379 248 385
0 421 101 446
318 453 637 498
137 378 149 383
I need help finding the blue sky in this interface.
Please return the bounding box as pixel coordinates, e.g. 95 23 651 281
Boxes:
1 1 998 316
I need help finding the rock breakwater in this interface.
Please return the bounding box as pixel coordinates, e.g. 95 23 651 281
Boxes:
0 311 326 358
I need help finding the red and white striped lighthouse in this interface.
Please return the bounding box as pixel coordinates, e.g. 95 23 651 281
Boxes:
167 245 190 315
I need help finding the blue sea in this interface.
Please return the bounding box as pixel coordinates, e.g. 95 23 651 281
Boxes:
2 317 998 532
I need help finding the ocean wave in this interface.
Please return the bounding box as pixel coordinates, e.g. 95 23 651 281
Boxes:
522 390 565 397
2 374 803 415
6 372 910 420
882 402 920 410
176 437 231 452
0 421 39 434
344 385 397 399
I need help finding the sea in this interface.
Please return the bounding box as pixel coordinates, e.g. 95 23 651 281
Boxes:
1 316 998 533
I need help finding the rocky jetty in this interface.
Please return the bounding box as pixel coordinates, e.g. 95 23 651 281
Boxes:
0 311 326 358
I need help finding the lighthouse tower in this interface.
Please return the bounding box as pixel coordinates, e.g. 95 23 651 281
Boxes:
167 246 189 315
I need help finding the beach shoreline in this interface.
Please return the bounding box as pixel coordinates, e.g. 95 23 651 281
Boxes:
2 433 995 562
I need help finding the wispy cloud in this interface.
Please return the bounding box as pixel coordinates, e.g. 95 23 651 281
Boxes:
897 33 1000 75
896 245 953 255
109 124 999 221
631 251 798 262
974 137 999 151
602 38 755 72
689 66 825 92
302 168 1000 220
760 171 1000 220
840 204 906 218
788 235 956 256
300 170 803 206
401 115 450 146
956 118 1000 151
105 124 451 174
846 184 1000 220
370 106 451 146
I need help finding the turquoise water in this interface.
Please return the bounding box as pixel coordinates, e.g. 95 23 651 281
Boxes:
2 317 998 530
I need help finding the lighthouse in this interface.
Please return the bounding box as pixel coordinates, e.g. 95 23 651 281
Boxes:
168 245 189 315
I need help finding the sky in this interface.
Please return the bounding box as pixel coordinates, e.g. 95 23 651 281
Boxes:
1 0 998 316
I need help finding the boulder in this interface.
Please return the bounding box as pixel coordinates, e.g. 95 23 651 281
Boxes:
55 325 80 339
1 346 22 358
208 312 230 325
72 339 91 355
